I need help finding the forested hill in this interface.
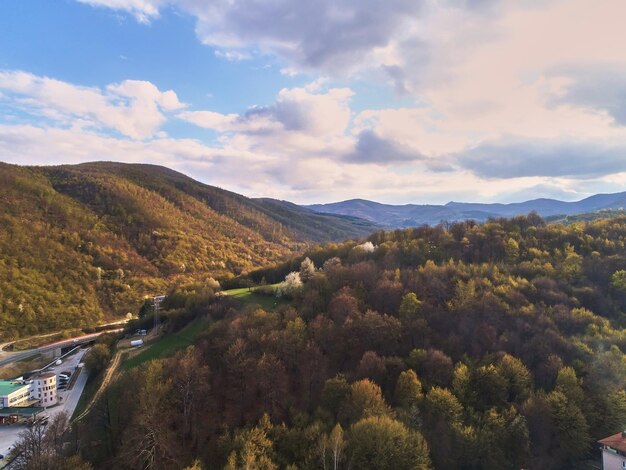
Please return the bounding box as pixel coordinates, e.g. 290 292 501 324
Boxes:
0 161 376 338
76 213 626 470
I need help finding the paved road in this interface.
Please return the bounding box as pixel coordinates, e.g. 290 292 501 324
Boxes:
53 366 88 421
0 350 40 369
0 424 23 463
0 331 120 369
43 348 89 421
0 332 60 361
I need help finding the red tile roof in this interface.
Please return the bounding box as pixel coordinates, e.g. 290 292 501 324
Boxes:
599 432 626 453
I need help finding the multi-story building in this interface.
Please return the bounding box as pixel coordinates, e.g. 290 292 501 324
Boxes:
0 372 58 410
0 380 32 408
599 431 626 470
29 372 57 407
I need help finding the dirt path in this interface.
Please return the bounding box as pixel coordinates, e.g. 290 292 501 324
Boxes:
72 351 122 423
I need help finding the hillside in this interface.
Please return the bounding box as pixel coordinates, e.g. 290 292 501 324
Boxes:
306 192 626 227
546 208 626 224
75 213 626 470
0 161 377 338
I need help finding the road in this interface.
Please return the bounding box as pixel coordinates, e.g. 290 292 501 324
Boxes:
0 424 23 464
0 330 121 369
0 319 129 367
0 331 61 361
45 349 89 422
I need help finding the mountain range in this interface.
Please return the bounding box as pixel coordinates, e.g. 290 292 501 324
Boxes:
305 192 626 227
3 159 626 339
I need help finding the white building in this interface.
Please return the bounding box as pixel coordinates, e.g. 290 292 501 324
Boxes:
0 372 58 410
599 431 626 470
0 380 32 408
29 372 57 407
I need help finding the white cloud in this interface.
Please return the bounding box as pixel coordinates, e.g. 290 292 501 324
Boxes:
76 0 422 74
0 71 184 139
9 0 626 204
177 110 240 132
4 121 626 205
178 84 355 161
214 50 251 62
76 0 164 23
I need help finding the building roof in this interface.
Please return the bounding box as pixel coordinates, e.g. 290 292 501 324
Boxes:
33 372 55 379
599 432 626 453
0 380 29 397
0 406 43 417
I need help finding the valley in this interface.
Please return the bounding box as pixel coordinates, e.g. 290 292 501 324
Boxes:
0 162 376 340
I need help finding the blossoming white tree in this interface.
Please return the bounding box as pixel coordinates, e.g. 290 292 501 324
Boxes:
276 271 302 297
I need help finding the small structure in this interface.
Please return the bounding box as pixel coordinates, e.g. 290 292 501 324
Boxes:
599 431 626 470
0 380 31 409
29 372 57 407
0 406 43 424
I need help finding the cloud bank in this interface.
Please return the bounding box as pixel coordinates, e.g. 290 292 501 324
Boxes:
2 0 626 204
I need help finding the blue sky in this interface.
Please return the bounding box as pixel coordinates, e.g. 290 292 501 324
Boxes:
1 0 626 204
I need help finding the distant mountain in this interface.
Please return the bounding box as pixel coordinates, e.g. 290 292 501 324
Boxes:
0 161 376 338
306 192 626 227
253 197 378 242
546 208 626 224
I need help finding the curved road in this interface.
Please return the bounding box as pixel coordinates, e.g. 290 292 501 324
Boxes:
0 331 121 369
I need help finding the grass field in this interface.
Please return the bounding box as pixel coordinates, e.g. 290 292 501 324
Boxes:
121 318 211 371
223 285 288 310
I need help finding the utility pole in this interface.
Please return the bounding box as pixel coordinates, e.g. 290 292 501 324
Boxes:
152 295 165 334
153 296 159 333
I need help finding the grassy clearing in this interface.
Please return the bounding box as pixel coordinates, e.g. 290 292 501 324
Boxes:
223 284 289 311
121 318 210 371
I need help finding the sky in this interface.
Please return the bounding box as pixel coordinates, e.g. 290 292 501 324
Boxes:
1 0 626 204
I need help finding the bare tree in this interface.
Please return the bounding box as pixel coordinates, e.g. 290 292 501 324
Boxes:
12 421 49 470
11 412 80 470
328 424 345 470
318 424 345 470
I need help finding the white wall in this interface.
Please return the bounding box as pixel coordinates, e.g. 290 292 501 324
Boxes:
30 375 57 407
4 385 31 407
602 449 626 470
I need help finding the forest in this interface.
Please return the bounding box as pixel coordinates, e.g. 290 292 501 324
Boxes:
53 213 626 469
0 162 374 339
